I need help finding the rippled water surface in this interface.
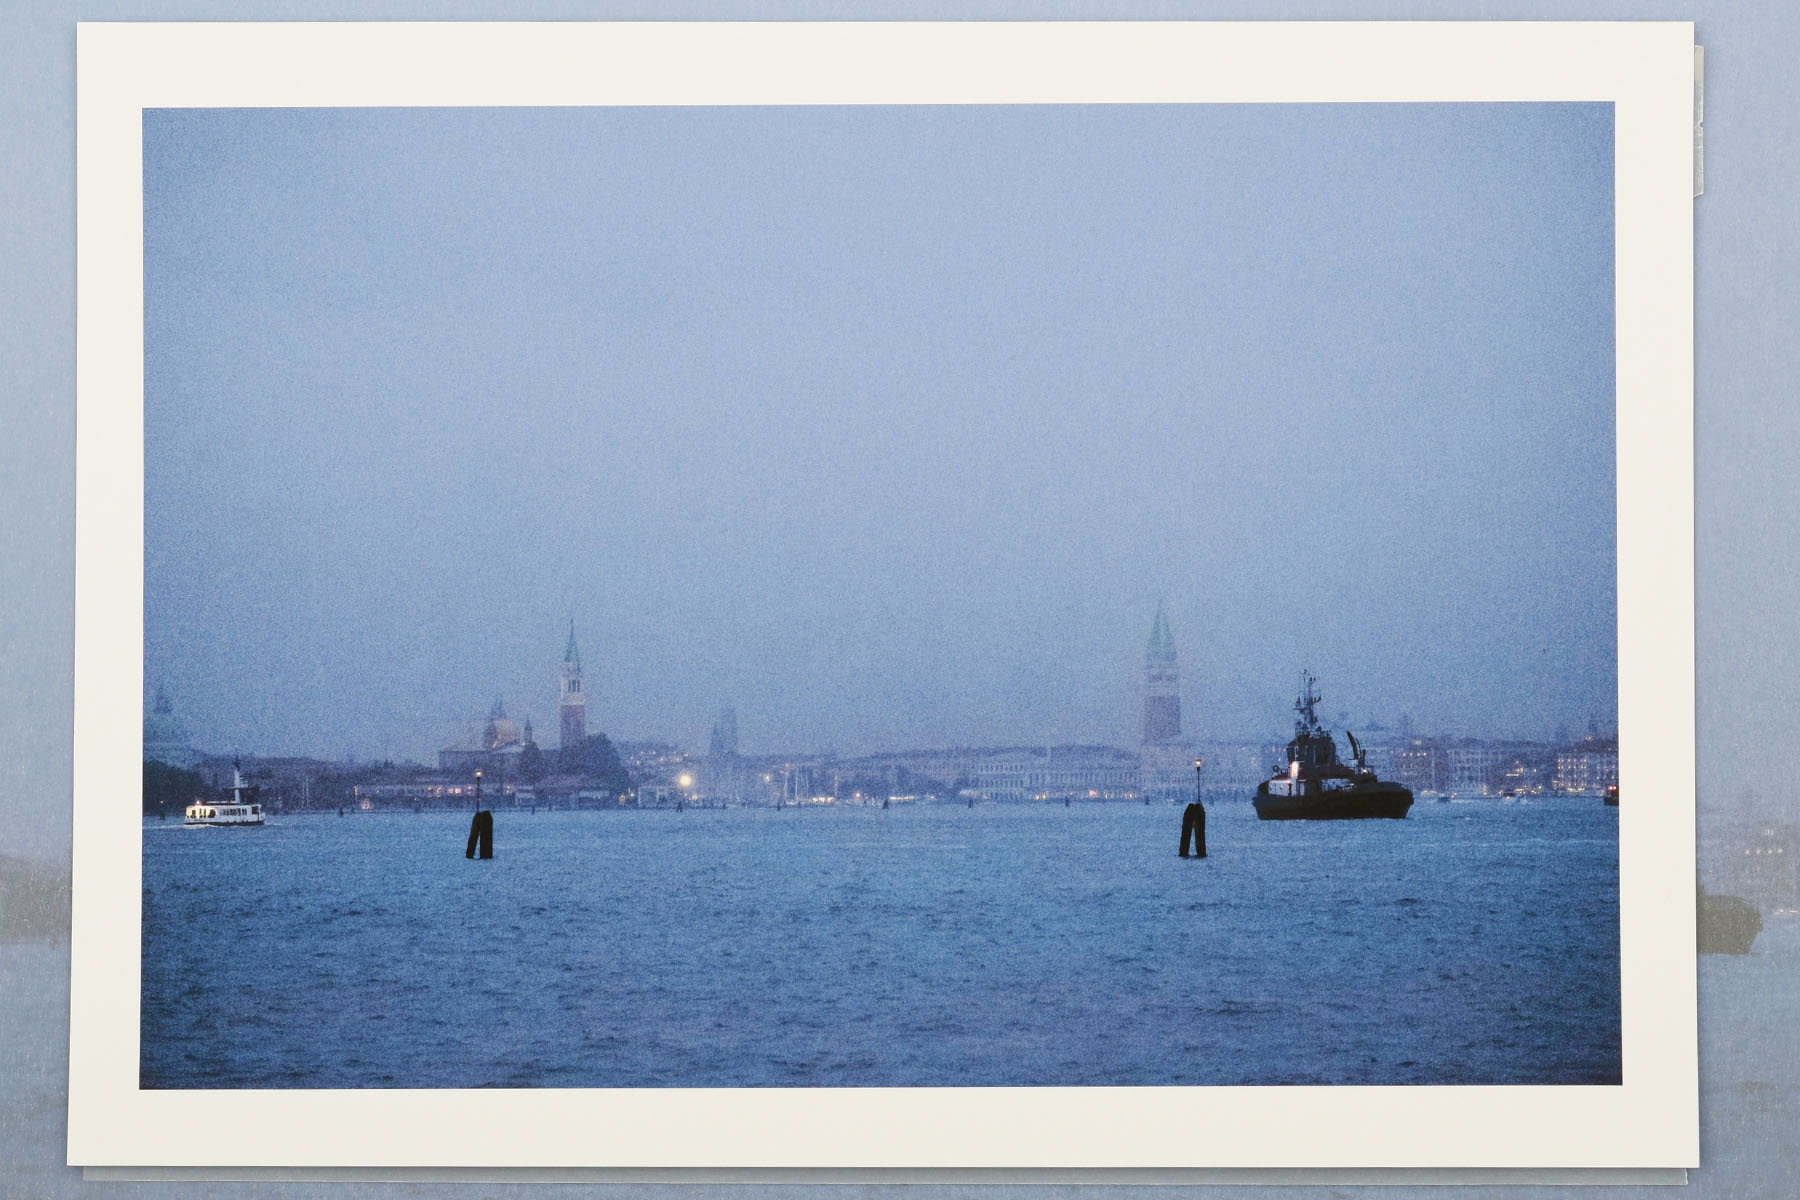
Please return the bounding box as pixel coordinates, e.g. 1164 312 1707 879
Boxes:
141 799 1619 1088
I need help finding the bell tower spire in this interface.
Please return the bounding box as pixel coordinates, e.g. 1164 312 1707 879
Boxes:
560 618 586 749
1143 601 1181 745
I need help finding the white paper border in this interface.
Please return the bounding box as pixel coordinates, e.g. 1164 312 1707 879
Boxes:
72 20 1697 1169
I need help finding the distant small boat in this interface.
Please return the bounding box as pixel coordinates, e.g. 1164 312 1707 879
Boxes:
185 761 264 827
1604 785 1619 807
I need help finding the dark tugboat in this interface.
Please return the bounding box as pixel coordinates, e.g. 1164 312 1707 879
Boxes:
1253 672 1413 820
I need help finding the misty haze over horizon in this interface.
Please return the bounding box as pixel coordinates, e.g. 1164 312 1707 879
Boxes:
143 102 1616 764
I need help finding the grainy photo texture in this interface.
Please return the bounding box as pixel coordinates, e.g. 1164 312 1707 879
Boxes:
139 102 1619 1090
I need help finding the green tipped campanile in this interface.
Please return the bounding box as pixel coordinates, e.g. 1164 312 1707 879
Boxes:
1148 603 1174 650
560 619 586 749
1143 602 1181 745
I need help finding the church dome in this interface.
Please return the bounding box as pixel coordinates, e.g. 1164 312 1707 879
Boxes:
143 687 189 747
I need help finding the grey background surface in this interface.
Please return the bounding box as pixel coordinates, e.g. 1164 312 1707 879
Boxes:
4 0 1795 1196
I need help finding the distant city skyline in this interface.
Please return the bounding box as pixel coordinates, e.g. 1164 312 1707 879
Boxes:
142 607 1612 765
144 103 1616 763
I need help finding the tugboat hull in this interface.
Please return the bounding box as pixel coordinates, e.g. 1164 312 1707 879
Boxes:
1253 783 1413 821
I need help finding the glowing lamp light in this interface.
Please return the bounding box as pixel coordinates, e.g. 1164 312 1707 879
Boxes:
677 773 694 789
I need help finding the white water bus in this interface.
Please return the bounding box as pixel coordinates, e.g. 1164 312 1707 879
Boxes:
185 761 265 827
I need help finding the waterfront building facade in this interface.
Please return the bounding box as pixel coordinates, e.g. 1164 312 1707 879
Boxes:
1553 737 1620 795
1394 740 1446 796
1442 740 1514 796
1391 737 1558 798
1193 739 1287 795
353 775 518 810
971 745 1142 801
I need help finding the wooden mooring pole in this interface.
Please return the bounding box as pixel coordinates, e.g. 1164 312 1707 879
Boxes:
1179 758 1207 858
466 769 494 859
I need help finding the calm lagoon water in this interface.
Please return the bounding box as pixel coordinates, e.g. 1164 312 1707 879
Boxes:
140 799 1619 1088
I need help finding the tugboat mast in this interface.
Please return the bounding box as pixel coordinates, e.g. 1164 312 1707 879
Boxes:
1294 670 1325 736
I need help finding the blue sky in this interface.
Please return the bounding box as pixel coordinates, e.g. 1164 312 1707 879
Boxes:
143 102 1615 760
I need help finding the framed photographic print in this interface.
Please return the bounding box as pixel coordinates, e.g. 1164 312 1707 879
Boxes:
72 20 1697 1172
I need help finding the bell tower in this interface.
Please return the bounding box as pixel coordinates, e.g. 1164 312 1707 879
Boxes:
1143 602 1181 745
1140 603 1188 802
560 620 586 749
